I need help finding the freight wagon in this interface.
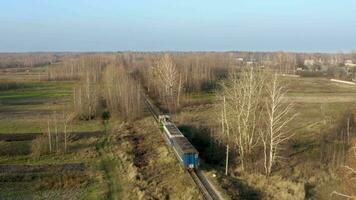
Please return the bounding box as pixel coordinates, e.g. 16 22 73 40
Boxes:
159 115 199 169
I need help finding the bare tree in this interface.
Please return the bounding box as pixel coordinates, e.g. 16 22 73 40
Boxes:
219 67 265 171
330 144 356 199
73 64 101 120
103 64 143 120
260 73 296 176
153 54 181 112
221 96 230 175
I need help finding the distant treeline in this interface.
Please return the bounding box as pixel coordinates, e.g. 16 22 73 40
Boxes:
0 53 62 68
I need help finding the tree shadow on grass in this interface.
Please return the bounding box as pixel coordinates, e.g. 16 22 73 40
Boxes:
177 124 263 200
178 125 225 166
218 175 262 200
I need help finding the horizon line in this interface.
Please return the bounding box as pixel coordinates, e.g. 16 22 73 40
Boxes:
0 49 355 54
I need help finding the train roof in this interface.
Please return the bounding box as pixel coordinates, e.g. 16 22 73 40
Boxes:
164 123 184 136
172 137 199 154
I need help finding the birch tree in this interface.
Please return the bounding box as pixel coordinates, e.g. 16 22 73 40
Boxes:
73 65 101 119
220 68 265 171
153 54 181 112
103 65 143 120
261 73 296 176
221 96 231 175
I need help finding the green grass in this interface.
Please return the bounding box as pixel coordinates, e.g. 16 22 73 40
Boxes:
177 77 356 200
0 141 31 156
0 90 70 99
0 80 73 102
80 184 103 200
286 77 356 94
71 120 104 132
0 70 115 199
0 119 44 134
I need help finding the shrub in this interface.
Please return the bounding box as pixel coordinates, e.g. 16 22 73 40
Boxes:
31 134 49 157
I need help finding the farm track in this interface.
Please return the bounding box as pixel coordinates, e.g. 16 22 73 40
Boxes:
96 130 122 200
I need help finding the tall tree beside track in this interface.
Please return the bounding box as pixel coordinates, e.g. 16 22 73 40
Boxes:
218 69 295 175
152 54 182 112
103 65 143 120
219 68 265 171
260 73 296 176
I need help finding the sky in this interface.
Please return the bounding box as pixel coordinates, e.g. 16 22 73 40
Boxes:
0 0 355 52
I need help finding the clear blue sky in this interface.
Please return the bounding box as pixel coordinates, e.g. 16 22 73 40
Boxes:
0 0 355 52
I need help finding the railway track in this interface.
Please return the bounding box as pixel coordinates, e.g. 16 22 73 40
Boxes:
189 170 220 200
143 93 160 122
143 94 222 200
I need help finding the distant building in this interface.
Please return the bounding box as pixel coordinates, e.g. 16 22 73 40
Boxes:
296 67 303 71
236 57 244 62
345 60 356 67
304 59 314 66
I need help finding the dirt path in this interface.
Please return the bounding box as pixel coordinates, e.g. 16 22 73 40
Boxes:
96 129 122 200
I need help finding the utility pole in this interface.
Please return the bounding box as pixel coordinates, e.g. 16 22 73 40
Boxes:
47 117 52 153
223 96 230 176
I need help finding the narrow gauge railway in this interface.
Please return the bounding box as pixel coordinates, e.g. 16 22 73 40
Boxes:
143 94 221 200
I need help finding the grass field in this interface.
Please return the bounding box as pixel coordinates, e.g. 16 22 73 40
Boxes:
175 77 356 199
0 68 108 198
2 65 355 199
0 66 202 199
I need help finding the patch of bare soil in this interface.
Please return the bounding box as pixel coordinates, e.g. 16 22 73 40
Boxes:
0 133 38 141
112 119 201 200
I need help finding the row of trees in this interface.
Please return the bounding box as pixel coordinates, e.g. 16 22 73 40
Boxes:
73 63 102 120
47 54 113 81
219 68 296 176
103 65 143 120
0 53 58 68
46 54 143 120
136 53 231 112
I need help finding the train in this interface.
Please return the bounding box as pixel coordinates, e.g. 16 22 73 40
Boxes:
159 115 199 169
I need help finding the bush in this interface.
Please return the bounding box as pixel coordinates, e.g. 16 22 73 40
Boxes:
244 174 305 200
31 134 49 157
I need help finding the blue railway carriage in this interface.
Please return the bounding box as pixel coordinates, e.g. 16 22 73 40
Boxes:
171 136 199 169
158 115 199 169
